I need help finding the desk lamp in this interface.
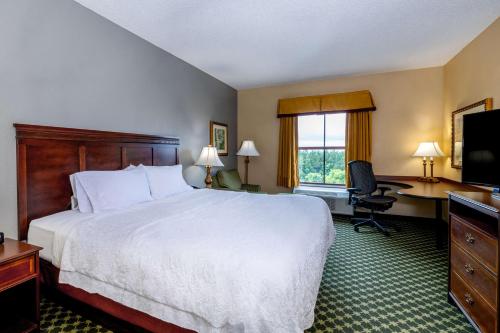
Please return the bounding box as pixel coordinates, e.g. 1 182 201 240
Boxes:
413 142 445 183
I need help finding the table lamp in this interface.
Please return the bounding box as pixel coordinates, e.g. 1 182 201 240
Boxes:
195 145 223 188
413 142 445 183
237 140 260 184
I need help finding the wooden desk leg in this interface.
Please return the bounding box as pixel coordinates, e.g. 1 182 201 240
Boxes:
435 199 446 249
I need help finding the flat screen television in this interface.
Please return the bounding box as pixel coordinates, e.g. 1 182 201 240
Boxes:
462 109 500 192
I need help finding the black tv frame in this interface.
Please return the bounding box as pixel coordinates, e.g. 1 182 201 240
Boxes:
462 109 500 199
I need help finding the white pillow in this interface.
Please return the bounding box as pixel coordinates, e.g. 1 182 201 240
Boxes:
70 196 78 210
69 173 93 213
141 164 193 199
69 174 78 210
74 168 152 213
70 166 141 212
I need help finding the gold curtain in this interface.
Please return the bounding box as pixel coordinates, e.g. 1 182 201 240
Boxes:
345 111 372 187
277 96 321 117
277 117 299 188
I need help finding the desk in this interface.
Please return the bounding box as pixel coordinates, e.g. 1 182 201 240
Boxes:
376 176 486 248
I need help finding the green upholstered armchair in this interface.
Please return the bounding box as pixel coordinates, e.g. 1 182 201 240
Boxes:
213 169 262 193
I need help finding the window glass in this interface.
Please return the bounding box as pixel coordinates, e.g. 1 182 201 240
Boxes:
298 149 325 183
325 149 346 184
298 115 324 147
325 113 346 147
297 113 346 185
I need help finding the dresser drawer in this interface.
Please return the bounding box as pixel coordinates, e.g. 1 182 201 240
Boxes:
451 215 498 274
451 271 497 333
451 242 497 308
0 255 37 291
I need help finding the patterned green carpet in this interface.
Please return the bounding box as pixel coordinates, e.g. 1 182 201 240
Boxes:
40 298 111 333
306 217 473 333
41 217 474 332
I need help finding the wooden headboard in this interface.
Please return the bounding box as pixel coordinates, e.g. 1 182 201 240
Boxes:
15 124 180 240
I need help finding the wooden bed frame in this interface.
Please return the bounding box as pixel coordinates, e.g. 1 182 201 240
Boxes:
15 123 193 333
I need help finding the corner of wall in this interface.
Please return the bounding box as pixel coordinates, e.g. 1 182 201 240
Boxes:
441 17 500 182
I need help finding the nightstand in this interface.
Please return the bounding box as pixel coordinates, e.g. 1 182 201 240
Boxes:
0 238 42 333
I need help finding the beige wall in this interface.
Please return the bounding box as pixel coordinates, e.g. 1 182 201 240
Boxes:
238 67 444 217
443 18 500 181
238 17 500 218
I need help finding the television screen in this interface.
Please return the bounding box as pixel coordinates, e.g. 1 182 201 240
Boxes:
462 109 500 188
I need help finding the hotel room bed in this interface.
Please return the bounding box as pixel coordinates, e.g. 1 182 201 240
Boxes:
16 124 334 333
29 189 335 332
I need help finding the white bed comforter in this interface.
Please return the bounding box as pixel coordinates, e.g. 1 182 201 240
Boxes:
58 189 335 333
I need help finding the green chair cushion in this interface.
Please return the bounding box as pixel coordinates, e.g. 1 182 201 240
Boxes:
241 184 262 192
211 176 221 188
217 170 242 190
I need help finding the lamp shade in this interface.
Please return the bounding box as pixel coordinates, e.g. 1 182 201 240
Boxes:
237 140 260 156
195 146 224 167
413 142 445 157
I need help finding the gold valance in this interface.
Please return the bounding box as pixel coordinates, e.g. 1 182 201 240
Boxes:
277 90 376 118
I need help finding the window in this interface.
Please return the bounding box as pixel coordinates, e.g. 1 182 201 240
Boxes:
298 113 346 185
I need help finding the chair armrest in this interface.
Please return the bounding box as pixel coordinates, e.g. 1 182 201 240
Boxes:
377 186 391 196
347 187 361 193
347 187 361 205
241 184 261 192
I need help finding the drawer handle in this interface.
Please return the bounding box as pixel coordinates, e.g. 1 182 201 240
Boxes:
464 263 474 274
465 233 475 244
464 293 474 306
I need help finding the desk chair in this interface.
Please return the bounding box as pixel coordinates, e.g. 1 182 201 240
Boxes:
347 160 400 236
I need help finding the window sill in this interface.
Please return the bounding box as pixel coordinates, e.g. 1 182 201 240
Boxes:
293 185 348 198
299 183 345 188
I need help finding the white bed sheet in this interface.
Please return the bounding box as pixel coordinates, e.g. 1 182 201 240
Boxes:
27 210 92 266
32 189 335 333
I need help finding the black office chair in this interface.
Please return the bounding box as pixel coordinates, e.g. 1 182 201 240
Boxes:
347 160 400 236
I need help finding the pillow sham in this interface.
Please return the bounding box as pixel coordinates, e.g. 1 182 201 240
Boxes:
69 174 78 210
70 165 145 213
69 173 93 213
74 168 152 213
141 164 193 199
123 164 136 171
70 196 78 210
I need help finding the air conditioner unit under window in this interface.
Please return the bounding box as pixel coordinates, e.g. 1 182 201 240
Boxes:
293 186 354 216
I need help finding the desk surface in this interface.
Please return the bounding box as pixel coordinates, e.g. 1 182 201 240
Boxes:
376 176 486 200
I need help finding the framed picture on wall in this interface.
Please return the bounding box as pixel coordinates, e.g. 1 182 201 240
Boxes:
210 121 228 156
451 98 493 169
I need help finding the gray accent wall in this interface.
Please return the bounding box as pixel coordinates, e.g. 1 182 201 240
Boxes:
0 0 237 238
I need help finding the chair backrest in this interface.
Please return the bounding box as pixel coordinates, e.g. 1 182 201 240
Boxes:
216 169 242 190
348 160 377 195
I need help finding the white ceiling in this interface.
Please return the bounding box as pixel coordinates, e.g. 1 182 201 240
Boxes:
74 0 500 89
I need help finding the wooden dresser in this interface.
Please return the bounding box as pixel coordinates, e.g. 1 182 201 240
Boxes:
449 191 500 333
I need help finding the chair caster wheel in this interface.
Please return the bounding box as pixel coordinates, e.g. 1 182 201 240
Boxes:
354 227 359 232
